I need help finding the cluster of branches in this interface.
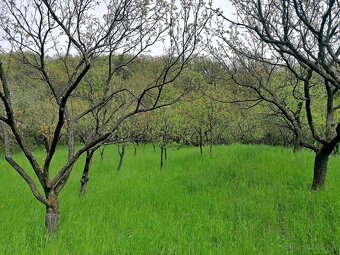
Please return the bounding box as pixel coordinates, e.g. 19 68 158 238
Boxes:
0 0 212 234
209 0 340 189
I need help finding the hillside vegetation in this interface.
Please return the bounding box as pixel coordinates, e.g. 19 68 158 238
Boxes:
0 145 339 255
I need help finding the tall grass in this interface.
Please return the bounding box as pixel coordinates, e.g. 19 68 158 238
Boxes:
0 144 339 254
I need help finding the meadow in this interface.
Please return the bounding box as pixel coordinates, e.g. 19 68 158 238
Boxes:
0 144 339 255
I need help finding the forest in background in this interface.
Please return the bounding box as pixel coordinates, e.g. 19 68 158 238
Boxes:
0 52 332 151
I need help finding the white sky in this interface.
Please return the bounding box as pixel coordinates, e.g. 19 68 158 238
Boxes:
0 0 235 56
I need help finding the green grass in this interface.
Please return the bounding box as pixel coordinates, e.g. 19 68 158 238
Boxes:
0 144 339 254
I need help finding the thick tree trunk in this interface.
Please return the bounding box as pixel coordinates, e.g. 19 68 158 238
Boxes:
45 191 59 235
80 150 94 195
293 133 302 153
117 144 126 172
311 124 340 190
312 149 330 190
164 146 167 161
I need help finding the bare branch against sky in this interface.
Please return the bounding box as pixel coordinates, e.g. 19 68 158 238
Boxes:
0 0 234 56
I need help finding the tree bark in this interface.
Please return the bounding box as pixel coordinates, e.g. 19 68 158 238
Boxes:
311 123 340 190
312 150 330 190
311 142 337 190
293 132 302 153
66 117 75 160
80 150 94 195
45 190 59 235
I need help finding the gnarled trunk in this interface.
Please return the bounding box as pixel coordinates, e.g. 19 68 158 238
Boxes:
80 150 94 195
45 191 59 235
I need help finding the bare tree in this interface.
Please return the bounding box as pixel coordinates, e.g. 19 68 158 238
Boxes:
214 0 339 87
0 0 211 234
210 8 340 189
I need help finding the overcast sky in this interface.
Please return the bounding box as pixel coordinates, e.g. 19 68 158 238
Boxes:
0 0 235 56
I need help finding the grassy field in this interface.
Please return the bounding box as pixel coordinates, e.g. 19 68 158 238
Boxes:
0 144 339 255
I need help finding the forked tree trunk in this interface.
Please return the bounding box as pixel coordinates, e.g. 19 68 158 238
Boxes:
45 190 59 235
311 144 334 190
117 144 126 172
80 150 94 195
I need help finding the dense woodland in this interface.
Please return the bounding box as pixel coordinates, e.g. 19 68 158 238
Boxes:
0 0 339 238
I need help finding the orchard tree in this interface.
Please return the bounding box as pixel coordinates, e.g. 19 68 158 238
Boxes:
210 0 340 190
0 0 211 234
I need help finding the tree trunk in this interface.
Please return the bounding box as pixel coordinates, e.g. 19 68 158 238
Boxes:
66 118 75 159
333 144 339 155
152 142 156 152
160 145 164 170
80 150 94 195
164 146 167 161
311 124 340 190
117 144 126 172
199 130 203 157
133 142 137 156
45 191 59 235
293 133 302 153
312 149 330 190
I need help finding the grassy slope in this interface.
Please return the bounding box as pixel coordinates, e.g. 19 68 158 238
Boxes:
0 144 339 255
